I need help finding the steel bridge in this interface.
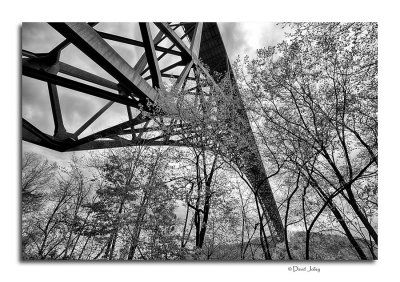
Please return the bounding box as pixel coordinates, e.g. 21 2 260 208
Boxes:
22 22 284 242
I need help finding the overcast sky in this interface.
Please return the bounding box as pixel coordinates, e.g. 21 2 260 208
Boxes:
22 22 285 164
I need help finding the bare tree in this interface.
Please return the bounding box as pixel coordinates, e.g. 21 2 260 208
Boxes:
234 22 377 259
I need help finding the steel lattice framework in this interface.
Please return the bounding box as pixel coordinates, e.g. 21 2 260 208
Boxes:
22 22 285 242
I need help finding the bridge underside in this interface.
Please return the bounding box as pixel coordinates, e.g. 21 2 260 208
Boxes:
22 22 284 242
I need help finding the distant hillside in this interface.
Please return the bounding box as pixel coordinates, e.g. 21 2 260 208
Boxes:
199 232 376 260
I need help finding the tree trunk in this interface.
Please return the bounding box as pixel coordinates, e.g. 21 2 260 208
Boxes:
307 184 368 260
328 202 368 260
198 190 211 248
345 186 378 244
254 194 271 260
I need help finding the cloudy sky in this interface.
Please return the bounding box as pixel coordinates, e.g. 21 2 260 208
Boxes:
22 22 285 164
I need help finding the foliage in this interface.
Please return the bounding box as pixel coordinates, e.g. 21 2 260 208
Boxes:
234 22 378 259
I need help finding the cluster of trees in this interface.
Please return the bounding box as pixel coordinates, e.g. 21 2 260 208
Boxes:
22 148 253 260
233 22 378 259
22 22 377 260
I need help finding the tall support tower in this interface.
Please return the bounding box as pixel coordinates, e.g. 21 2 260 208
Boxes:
22 22 284 242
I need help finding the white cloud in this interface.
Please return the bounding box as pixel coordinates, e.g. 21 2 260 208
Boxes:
220 22 285 61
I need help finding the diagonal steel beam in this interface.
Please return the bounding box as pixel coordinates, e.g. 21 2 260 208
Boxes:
160 60 185 74
49 22 158 102
137 120 150 139
139 23 163 90
154 23 192 58
48 22 99 55
144 60 185 80
73 101 114 137
134 30 164 74
134 26 179 74
140 25 196 76
174 61 194 91
190 23 203 58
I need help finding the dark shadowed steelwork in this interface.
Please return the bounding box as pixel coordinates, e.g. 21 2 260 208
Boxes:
21 22 285 242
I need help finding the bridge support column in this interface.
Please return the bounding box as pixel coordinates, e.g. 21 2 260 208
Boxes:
242 147 285 244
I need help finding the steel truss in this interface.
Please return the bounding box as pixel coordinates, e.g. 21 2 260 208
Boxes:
22 22 285 242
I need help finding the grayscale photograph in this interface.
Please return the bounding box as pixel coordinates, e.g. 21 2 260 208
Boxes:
21 22 378 261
